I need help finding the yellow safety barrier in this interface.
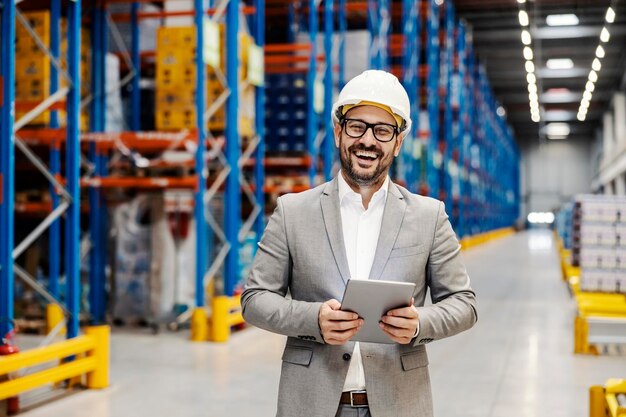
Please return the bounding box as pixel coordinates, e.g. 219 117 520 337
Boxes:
0 325 109 400
189 295 245 343
460 227 516 250
210 295 245 343
590 379 626 417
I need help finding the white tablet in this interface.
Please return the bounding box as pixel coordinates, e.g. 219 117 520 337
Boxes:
340 279 416 344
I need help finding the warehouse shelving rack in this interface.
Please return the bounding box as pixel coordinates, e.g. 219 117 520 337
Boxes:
1 0 84 340
0 0 112 409
2 0 267 343
98 0 266 341
264 0 340 187
422 0 441 199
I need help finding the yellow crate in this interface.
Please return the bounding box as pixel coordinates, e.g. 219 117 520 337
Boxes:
156 88 196 108
157 26 196 50
17 11 50 40
156 107 195 131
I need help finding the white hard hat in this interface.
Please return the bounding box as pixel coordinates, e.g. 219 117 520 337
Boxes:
332 70 412 133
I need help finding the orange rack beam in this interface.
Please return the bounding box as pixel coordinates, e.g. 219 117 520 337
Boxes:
110 6 256 22
82 176 197 189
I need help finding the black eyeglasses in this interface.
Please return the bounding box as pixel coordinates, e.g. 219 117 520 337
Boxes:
340 118 398 143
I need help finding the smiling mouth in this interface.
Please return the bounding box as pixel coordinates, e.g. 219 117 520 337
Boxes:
353 150 379 161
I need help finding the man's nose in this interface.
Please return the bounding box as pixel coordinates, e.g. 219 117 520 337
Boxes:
358 126 377 145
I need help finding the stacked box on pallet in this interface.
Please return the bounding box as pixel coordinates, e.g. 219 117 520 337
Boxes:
572 195 626 294
264 73 307 153
15 11 90 129
555 202 574 249
155 25 255 134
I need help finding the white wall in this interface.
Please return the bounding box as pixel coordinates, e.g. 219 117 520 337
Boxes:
520 137 593 216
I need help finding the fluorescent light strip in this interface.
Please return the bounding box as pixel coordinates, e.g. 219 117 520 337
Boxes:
577 4 616 122
518 5 539 122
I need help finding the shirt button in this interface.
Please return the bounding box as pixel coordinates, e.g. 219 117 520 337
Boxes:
343 353 351 361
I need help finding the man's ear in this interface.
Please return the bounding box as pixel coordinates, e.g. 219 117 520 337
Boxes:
334 123 342 148
393 132 405 157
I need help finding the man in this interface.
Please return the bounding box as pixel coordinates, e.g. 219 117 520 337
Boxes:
241 70 477 417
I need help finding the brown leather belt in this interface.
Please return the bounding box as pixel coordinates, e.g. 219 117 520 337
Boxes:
340 391 368 407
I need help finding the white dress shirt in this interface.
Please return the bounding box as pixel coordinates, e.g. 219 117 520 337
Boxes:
338 171 389 392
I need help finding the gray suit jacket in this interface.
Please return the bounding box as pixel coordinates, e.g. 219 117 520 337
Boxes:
241 177 477 417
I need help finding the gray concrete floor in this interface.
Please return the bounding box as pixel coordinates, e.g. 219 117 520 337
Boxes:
14 229 626 416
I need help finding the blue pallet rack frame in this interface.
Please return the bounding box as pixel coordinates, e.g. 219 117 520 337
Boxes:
253 0 266 241
65 0 83 338
2 1 83 338
89 2 108 324
49 0 61 300
368 0 390 70
424 0 441 198
83 0 263 322
0 0 17 339
306 0 319 185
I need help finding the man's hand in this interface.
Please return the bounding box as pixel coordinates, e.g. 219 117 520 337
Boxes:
379 299 419 344
319 299 363 345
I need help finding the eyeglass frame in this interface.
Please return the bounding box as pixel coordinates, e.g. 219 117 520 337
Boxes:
339 118 400 143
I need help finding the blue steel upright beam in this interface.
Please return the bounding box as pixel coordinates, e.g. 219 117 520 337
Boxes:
306 0 318 185
130 2 141 131
338 0 346 90
89 2 106 324
442 1 454 207
194 0 207 306
456 21 467 237
368 0 389 70
323 0 333 181
224 0 240 296
49 0 61 299
66 0 82 338
401 0 419 192
0 0 16 339
254 0 266 241
426 0 440 198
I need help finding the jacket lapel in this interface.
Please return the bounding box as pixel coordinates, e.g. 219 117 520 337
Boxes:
320 178 350 285
369 182 407 280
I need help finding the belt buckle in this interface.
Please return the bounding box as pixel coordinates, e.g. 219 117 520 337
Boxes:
350 391 367 408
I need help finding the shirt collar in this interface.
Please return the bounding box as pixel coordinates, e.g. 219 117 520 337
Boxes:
338 171 389 207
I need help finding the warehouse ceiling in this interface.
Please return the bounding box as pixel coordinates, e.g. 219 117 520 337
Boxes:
455 0 626 144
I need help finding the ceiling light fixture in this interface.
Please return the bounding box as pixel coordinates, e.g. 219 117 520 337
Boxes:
588 70 598 82
546 14 579 26
546 58 574 70
518 3 539 123
585 81 595 92
596 45 606 58
519 11 529 26
523 46 533 60
600 27 611 42
592 58 602 72
606 7 615 23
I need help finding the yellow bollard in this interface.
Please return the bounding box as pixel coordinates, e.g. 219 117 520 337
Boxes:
46 304 66 336
85 325 110 389
190 308 209 342
589 386 605 417
211 296 231 342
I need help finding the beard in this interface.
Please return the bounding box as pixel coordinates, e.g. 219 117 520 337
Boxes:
339 140 390 187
